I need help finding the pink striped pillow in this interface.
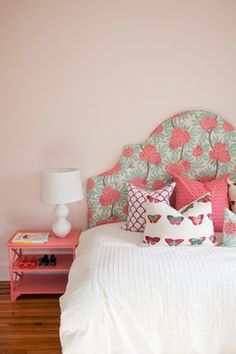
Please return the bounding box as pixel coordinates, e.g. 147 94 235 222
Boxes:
124 182 176 232
173 174 229 232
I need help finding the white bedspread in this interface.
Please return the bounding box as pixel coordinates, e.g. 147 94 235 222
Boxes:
60 223 236 354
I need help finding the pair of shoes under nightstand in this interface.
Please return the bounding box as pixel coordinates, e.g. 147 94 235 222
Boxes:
38 254 56 266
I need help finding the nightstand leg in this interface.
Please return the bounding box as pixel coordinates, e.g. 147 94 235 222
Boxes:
8 248 21 301
8 248 15 301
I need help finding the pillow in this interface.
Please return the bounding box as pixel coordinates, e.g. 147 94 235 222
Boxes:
124 182 176 232
214 232 223 246
143 193 215 246
228 179 236 213
172 173 229 232
223 208 236 247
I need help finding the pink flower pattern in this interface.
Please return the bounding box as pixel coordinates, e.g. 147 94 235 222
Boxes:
152 180 165 190
192 145 203 157
200 116 218 132
166 160 191 175
139 144 161 164
209 143 231 163
223 121 234 132
87 178 95 189
99 186 120 206
130 176 147 188
123 147 134 157
169 128 190 149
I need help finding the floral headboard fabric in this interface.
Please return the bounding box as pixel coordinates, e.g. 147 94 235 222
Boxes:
87 110 236 228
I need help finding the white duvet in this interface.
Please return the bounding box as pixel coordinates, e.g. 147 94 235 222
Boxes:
60 223 236 354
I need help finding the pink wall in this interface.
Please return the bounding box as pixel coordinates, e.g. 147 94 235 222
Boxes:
1 0 236 279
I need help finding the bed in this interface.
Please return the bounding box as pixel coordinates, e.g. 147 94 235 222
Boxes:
60 110 236 354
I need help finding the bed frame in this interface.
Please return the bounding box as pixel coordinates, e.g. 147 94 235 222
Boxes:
87 110 236 228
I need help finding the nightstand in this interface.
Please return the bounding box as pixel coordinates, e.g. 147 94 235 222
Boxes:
7 229 80 301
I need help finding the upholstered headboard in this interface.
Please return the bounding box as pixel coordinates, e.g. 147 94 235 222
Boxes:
87 110 236 228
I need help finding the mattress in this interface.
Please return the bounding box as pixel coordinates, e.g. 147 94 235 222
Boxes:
60 222 236 354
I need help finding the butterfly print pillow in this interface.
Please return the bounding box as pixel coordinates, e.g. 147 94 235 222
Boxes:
143 193 215 246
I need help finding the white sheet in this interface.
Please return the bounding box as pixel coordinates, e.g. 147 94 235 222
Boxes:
60 222 236 354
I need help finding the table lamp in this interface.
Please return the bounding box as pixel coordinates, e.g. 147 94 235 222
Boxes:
40 168 83 237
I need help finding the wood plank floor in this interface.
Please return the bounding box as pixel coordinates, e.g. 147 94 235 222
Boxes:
0 282 61 354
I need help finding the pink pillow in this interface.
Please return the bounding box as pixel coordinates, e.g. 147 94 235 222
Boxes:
173 174 229 232
124 182 176 232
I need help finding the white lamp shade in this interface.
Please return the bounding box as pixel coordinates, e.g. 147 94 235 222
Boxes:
40 168 83 204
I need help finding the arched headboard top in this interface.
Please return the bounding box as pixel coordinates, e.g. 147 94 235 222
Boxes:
87 110 236 228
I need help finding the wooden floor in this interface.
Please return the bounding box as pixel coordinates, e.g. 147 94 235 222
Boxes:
0 282 61 354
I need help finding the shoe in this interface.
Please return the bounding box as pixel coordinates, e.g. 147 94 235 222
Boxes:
38 254 49 266
19 256 30 269
27 256 37 269
49 254 57 267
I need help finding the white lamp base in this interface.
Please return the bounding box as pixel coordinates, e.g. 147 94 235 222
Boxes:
52 204 71 237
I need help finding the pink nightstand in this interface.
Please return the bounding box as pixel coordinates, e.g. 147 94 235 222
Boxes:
7 229 80 301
